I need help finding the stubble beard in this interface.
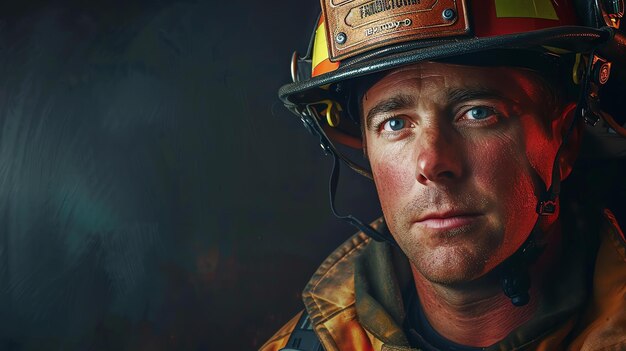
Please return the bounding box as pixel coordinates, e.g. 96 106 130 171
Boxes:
391 221 502 286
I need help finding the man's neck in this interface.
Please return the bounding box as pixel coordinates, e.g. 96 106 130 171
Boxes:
412 269 539 347
410 220 563 348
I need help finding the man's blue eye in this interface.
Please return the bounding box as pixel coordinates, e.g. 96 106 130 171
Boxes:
467 107 492 120
383 118 406 131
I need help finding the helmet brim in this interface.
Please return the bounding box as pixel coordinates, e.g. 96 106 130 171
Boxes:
279 26 613 105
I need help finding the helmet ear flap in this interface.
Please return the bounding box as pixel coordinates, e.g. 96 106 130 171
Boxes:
576 0 625 29
574 0 603 28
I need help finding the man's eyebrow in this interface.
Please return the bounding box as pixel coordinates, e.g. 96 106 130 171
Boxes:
365 94 415 129
445 87 509 106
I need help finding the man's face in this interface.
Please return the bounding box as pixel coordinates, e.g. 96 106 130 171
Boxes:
362 61 568 285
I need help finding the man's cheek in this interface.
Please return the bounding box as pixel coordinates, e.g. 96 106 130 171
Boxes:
372 153 414 203
468 133 519 185
470 133 538 232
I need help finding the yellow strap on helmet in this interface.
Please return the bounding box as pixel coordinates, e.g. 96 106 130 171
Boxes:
318 99 341 127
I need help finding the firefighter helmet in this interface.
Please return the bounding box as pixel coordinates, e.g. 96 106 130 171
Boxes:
280 0 626 162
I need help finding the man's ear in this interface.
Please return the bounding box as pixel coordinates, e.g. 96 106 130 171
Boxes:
555 102 582 180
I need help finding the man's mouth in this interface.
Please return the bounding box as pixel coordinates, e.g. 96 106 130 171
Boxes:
415 211 483 230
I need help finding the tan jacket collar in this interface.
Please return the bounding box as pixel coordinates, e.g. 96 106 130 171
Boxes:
303 211 626 351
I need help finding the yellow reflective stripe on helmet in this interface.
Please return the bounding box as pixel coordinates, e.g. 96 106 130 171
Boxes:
312 18 340 77
495 0 558 20
312 21 329 69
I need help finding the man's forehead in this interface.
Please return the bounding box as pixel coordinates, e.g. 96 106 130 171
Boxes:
366 62 511 93
360 62 536 106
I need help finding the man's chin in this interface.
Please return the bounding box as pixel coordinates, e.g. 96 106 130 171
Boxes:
409 248 495 286
417 267 486 286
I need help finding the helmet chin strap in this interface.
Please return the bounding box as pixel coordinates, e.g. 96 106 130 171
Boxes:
500 52 595 307
499 135 567 306
327 151 398 245
498 165 562 307
499 103 575 306
298 103 398 245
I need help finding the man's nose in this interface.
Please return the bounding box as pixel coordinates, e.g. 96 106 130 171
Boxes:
415 125 464 185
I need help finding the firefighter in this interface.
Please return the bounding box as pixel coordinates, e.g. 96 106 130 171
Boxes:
263 1 626 350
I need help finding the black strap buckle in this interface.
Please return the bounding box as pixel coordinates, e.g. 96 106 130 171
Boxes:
536 200 557 215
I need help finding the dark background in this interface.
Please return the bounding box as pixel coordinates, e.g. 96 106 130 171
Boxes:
0 1 381 350
0 1 624 351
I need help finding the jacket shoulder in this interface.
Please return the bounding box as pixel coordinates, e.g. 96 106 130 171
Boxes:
262 220 383 351
567 209 626 350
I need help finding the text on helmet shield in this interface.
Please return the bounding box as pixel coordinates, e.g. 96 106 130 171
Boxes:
364 19 412 36
322 0 470 61
358 0 421 20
